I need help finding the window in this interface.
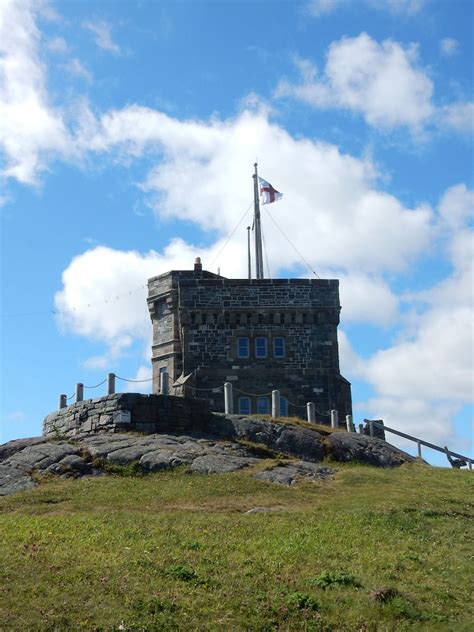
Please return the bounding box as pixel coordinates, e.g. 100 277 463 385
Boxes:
237 337 249 358
156 301 166 316
159 367 168 392
280 397 288 417
257 396 270 414
255 337 268 358
239 397 251 415
273 337 285 358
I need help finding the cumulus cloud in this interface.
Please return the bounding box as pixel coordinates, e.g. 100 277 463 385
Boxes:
339 274 399 327
0 0 70 184
275 33 434 133
75 105 433 276
340 183 473 445
82 20 121 55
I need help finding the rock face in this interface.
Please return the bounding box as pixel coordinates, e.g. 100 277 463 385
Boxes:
1 416 416 496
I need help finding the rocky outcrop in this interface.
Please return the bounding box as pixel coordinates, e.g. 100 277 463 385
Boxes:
0 415 416 496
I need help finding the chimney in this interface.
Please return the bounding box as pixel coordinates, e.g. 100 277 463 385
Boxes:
194 256 202 276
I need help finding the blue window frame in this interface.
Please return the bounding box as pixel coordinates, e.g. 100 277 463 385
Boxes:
237 337 249 358
239 397 251 415
280 397 288 417
257 396 270 415
273 337 285 358
255 337 268 358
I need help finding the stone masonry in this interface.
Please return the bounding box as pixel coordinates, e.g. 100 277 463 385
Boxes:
43 393 212 438
147 260 352 424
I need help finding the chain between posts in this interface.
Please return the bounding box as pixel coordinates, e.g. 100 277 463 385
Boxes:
234 387 273 397
83 378 107 389
115 375 154 383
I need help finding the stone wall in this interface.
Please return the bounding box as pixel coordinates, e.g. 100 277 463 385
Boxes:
43 393 213 438
147 266 352 424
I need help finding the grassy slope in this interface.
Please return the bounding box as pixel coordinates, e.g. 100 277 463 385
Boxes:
0 463 473 631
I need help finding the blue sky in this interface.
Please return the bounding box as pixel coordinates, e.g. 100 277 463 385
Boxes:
1 0 472 466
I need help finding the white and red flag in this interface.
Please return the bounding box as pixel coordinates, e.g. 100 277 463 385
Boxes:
258 176 283 205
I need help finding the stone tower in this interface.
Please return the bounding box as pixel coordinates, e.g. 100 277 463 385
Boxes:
147 259 352 423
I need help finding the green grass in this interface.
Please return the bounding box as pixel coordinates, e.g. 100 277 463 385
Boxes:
0 463 473 631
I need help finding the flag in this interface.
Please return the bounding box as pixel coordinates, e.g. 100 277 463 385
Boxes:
258 176 283 205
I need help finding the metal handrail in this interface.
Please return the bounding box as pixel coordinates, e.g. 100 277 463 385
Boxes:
370 420 472 468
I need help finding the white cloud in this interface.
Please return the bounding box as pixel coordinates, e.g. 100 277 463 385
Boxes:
82 20 121 55
438 183 474 229
77 105 433 276
439 101 474 133
275 33 434 133
364 397 459 447
365 305 473 402
440 37 459 57
339 274 399 327
307 0 426 17
47 36 68 53
306 0 346 16
0 0 70 184
65 58 92 83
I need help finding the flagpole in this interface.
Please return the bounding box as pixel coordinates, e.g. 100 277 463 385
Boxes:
252 163 264 279
247 225 252 279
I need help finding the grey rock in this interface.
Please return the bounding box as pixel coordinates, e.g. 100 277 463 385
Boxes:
275 428 325 462
190 454 259 474
0 464 36 496
106 446 152 465
0 436 48 462
45 455 93 476
253 461 336 486
6 443 78 472
326 432 415 467
140 451 173 472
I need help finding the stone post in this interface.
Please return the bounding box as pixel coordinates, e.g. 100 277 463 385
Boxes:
358 423 364 434
307 402 316 424
330 409 338 429
272 390 280 419
76 383 84 403
369 420 374 437
107 372 115 395
160 371 170 396
59 394 67 410
224 382 233 414
345 414 353 432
